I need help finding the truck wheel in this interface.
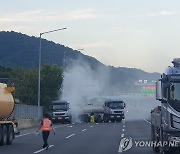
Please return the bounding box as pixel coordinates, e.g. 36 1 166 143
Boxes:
68 120 71 124
0 125 7 146
151 126 159 152
111 119 115 123
7 124 14 145
69 116 72 124
116 118 122 122
103 115 109 123
0 125 2 143
159 128 172 154
159 128 164 154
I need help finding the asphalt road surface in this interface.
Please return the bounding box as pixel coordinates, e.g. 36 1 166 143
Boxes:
0 119 171 154
1 97 179 154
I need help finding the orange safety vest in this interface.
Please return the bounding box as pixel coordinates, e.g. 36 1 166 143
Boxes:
41 118 52 131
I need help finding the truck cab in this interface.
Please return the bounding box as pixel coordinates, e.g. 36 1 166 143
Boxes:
151 58 180 153
103 100 125 123
50 100 72 124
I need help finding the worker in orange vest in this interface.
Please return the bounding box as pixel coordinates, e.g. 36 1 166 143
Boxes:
37 113 55 149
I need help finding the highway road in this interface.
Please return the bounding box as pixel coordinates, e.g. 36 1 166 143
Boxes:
0 119 166 154
1 97 179 154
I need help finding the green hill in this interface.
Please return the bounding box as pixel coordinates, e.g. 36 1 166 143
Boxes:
0 31 160 93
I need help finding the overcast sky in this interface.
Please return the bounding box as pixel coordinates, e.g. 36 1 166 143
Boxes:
1 0 180 73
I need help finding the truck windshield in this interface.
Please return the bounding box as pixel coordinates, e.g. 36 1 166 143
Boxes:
52 104 67 111
107 101 124 109
170 83 180 101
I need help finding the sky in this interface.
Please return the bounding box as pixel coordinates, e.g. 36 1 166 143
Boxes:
0 0 180 73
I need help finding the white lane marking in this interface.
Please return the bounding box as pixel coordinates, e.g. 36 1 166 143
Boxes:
122 129 125 132
72 123 75 125
16 132 33 138
54 124 69 129
123 125 125 128
143 119 151 125
118 141 123 153
96 123 99 124
121 134 124 138
82 129 87 132
90 125 94 128
66 134 75 139
67 126 73 128
16 125 68 138
33 145 54 153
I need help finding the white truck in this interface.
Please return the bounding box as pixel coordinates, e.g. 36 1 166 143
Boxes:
103 99 125 123
151 58 180 154
50 100 72 124
81 99 125 123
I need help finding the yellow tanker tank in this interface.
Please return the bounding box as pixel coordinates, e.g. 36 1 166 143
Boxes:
0 83 15 119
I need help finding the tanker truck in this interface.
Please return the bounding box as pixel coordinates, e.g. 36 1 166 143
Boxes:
81 98 125 123
0 82 18 146
151 58 180 153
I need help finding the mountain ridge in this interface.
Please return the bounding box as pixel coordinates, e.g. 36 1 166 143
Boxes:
0 31 160 90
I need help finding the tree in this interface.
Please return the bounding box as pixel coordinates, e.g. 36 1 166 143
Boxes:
8 68 38 105
40 65 63 109
0 65 63 109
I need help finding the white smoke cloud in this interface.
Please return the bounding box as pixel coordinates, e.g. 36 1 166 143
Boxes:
61 59 108 122
60 59 159 123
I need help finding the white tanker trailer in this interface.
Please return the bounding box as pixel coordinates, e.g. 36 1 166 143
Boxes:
81 98 125 123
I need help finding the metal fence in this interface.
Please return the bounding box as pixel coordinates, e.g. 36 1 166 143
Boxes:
11 104 43 120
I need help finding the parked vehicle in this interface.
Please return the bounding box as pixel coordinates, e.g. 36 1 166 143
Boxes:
0 82 19 146
81 99 125 123
103 99 125 123
151 58 180 153
50 100 72 124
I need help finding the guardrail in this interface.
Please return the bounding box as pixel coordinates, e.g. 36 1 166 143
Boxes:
12 104 43 120
10 104 43 129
